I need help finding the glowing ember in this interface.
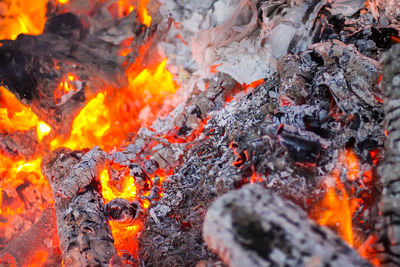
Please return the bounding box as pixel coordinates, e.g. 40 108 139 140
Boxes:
0 154 51 240
36 121 51 142
0 0 47 40
53 73 80 104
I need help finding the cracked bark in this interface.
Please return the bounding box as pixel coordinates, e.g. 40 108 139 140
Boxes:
41 146 117 267
204 184 372 267
377 43 400 266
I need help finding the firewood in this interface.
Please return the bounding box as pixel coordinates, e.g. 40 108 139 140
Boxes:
203 184 372 267
41 147 118 267
377 43 400 266
0 207 56 266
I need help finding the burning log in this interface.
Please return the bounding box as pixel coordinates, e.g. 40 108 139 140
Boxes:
203 184 372 267
377 43 400 266
41 146 117 266
0 207 57 266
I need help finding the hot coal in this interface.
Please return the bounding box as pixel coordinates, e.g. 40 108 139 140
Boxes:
105 198 139 223
277 124 330 164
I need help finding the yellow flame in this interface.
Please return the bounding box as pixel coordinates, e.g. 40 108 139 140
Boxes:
0 86 39 133
37 121 51 142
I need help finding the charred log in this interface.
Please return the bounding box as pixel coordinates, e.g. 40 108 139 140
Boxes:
377 43 400 266
203 184 372 267
41 147 117 266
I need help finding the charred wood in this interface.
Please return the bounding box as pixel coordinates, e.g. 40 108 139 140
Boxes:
377 43 400 266
203 184 372 267
0 129 39 159
41 147 117 267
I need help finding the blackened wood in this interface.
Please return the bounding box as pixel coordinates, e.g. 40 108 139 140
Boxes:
377 43 400 267
0 207 56 266
204 184 372 267
41 147 118 267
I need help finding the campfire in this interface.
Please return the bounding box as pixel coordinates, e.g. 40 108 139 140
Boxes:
0 0 399 266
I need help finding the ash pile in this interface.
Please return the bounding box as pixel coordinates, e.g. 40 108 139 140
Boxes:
0 0 399 266
138 0 399 266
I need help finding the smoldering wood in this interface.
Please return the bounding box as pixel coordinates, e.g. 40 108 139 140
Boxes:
41 147 117 267
376 43 400 266
203 184 372 267
0 208 56 266
0 129 39 159
57 146 107 199
105 198 139 223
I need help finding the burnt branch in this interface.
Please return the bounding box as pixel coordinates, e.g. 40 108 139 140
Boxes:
41 147 117 266
204 184 372 267
377 43 400 266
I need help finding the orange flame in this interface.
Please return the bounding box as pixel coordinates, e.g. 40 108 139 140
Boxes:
99 168 164 256
137 0 151 27
311 149 360 247
53 73 80 104
311 149 380 265
51 58 177 151
0 0 48 40
0 86 39 133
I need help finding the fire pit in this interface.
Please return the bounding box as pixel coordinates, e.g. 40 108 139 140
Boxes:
0 0 399 266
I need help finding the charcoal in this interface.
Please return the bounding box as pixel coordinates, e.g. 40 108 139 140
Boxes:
143 159 160 175
105 198 139 224
277 124 330 164
277 54 310 105
44 12 85 40
345 27 400 57
311 40 382 107
0 129 40 159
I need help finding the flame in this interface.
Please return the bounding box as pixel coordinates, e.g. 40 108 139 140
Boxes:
112 0 151 25
0 0 47 40
99 168 164 256
311 149 360 247
53 73 80 104
51 58 177 151
137 0 151 27
37 121 51 142
310 149 381 265
57 0 69 5
0 86 39 133
100 169 137 203
315 184 355 246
